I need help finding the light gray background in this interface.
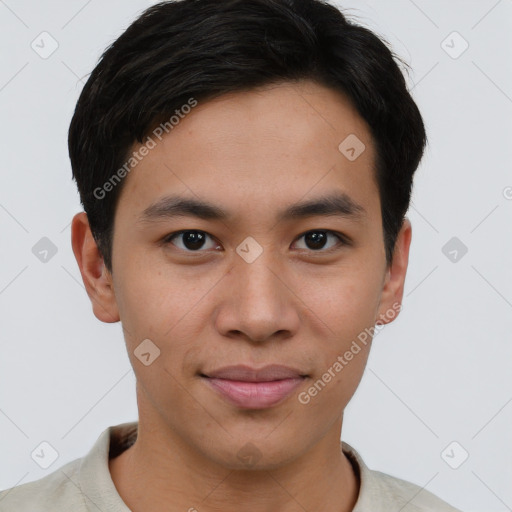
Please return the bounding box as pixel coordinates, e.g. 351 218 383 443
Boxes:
1 1 511 511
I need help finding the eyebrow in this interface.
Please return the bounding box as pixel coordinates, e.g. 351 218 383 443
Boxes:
137 192 366 225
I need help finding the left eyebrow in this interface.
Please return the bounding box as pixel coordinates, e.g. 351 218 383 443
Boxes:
278 192 366 222
136 192 367 225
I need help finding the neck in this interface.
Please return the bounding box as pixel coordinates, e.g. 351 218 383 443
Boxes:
109 415 359 512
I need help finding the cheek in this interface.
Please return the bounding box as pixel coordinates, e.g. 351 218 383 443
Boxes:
293 263 382 401
112 256 224 395
113 252 216 339
299 263 383 338
296 337 371 433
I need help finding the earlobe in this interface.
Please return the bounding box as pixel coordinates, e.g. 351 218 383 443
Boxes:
71 212 120 323
375 217 412 326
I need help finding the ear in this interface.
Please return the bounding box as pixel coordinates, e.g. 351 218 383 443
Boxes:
375 217 412 325
71 212 120 323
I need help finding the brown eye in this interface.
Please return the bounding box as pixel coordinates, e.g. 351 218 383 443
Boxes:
293 230 348 252
164 230 220 251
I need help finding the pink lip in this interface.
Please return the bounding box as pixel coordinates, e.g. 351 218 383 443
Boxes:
204 377 305 409
200 364 307 409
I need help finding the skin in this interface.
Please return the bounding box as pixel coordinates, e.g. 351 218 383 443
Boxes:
71 79 412 512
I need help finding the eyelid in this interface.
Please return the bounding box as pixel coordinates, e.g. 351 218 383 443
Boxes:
162 230 221 250
162 229 350 253
292 229 350 252
295 229 351 245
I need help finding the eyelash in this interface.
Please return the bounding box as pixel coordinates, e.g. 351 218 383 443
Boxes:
161 229 350 254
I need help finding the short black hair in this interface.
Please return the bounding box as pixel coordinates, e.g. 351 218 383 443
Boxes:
69 0 427 273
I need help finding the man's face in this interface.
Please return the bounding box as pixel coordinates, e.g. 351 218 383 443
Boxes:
83 80 408 468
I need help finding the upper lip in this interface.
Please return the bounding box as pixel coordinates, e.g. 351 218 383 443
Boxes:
201 364 307 382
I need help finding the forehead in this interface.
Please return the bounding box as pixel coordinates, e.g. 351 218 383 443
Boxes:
115 80 380 225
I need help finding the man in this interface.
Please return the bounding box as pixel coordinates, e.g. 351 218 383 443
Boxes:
0 0 463 510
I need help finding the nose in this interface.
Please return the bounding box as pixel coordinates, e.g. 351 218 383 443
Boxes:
214 252 301 344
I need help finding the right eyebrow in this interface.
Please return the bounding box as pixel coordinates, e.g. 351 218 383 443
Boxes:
137 195 230 224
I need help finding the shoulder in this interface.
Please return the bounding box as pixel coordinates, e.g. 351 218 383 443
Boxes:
0 422 136 512
367 468 462 511
342 441 463 512
0 458 86 511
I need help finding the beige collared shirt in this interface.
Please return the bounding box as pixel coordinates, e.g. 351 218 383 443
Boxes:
0 421 462 511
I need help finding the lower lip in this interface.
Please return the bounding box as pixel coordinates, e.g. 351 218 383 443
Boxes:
202 376 305 409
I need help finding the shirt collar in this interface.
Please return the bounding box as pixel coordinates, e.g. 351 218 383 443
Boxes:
79 422 371 511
